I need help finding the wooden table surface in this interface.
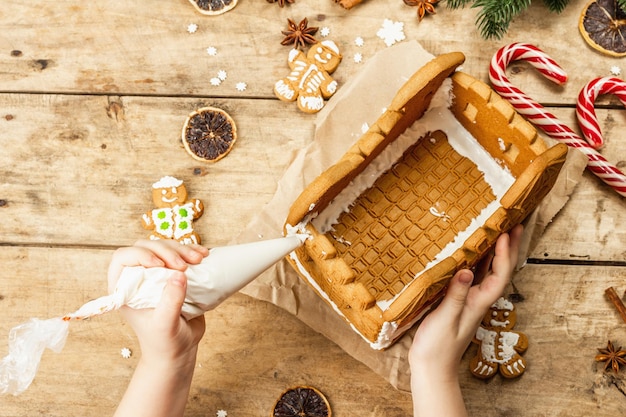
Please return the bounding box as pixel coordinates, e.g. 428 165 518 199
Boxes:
1 0 625 415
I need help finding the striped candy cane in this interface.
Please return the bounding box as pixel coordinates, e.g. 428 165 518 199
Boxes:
489 43 626 198
576 76 626 149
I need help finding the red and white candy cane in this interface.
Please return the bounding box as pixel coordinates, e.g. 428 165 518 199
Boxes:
489 42 626 198
576 76 626 149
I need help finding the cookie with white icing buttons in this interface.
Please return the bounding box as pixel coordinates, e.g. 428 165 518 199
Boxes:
470 297 528 379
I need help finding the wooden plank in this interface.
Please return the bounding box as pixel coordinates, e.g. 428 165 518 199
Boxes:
1 0 621 105
0 94 313 248
2 95 624 260
2 248 626 416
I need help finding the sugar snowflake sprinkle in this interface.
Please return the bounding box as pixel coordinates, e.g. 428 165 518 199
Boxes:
216 410 228 417
353 52 363 63
210 77 221 86
610 65 621 76
206 46 218 56
120 347 132 359
235 82 247 91
376 19 405 47
354 36 364 47
217 70 227 81
187 23 198 33
320 26 330 37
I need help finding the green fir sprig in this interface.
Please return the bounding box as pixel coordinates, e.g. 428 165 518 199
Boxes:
445 0 573 40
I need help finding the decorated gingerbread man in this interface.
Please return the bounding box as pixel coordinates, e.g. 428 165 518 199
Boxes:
470 297 528 379
274 40 342 113
141 176 204 245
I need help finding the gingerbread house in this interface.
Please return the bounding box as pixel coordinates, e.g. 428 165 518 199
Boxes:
284 52 568 349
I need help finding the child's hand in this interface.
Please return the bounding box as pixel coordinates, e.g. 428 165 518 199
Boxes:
408 225 523 417
108 240 209 365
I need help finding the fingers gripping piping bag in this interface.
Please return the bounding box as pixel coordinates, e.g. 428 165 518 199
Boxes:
0 235 306 395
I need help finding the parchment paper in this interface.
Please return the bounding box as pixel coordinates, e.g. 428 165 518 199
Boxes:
235 40 587 391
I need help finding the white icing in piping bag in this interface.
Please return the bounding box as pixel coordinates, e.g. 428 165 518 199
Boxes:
1 235 306 395
65 235 307 321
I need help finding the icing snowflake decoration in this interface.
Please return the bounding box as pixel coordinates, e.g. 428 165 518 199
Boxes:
206 46 218 56
376 19 405 47
354 52 363 63
120 347 132 359
610 65 621 76
354 36 364 47
320 26 330 37
187 23 198 33
216 410 228 417
210 77 221 86
235 82 247 92
217 70 228 81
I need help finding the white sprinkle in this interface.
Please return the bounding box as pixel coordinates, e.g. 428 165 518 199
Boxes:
217 70 227 81
216 410 228 417
206 46 218 56
376 19 405 47
210 77 221 86
610 65 621 76
354 36 364 47
187 23 198 33
120 347 132 359
353 52 363 63
320 27 330 37
236 81 247 92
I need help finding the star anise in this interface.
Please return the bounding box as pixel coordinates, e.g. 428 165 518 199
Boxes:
595 340 626 373
267 0 295 7
403 0 438 22
281 18 318 50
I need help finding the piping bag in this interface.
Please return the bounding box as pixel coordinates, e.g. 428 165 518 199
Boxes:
0 235 306 395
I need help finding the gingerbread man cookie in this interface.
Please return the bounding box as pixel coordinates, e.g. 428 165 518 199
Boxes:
141 176 204 245
274 40 342 113
470 297 528 379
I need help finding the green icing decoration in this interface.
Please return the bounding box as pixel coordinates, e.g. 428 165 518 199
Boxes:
157 211 167 219
179 208 189 217
159 222 171 231
179 221 189 230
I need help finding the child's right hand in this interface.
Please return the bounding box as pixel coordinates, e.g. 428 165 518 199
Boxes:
107 239 209 365
110 239 209 417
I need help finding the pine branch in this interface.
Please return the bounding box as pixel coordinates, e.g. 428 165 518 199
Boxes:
474 0 531 40
445 0 474 8
542 0 570 13
444 0 573 40
619 0 626 13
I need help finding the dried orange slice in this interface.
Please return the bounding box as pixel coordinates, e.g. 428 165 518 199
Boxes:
271 386 331 417
187 0 238 15
181 106 237 162
579 0 626 57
